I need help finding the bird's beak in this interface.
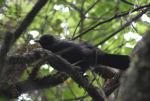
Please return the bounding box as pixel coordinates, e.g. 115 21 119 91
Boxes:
34 40 40 43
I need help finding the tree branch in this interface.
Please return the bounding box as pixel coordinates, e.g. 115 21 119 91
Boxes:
13 0 49 43
72 4 150 40
4 48 105 101
95 7 149 46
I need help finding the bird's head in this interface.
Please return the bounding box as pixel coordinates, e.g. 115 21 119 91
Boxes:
35 34 55 47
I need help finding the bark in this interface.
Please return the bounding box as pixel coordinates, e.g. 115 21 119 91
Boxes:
118 30 150 101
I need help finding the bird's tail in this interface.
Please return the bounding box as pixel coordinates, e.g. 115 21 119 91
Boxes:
96 54 130 70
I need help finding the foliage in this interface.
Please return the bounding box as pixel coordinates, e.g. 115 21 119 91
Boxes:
0 0 149 101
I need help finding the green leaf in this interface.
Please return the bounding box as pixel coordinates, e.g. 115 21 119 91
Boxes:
0 0 3 6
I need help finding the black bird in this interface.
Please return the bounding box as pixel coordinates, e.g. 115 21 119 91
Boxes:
36 34 130 72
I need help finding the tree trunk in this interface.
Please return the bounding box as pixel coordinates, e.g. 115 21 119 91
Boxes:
118 30 150 101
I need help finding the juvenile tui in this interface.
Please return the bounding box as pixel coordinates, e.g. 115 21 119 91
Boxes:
35 34 130 72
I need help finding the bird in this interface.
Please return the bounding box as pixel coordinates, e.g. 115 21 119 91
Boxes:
35 34 130 72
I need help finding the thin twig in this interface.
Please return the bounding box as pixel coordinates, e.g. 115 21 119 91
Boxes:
72 4 150 40
121 0 134 6
72 0 100 39
95 8 149 46
64 0 81 12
